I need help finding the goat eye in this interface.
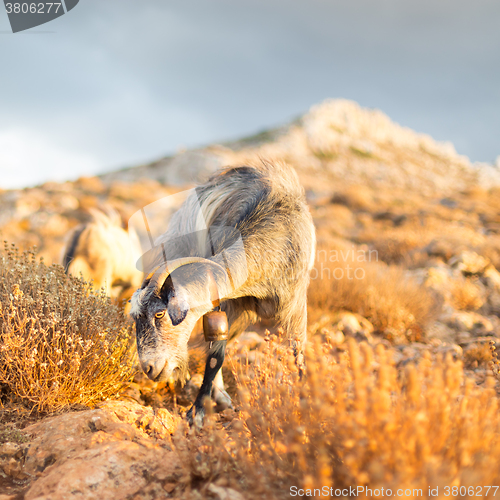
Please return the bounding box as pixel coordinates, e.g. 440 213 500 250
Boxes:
155 311 165 319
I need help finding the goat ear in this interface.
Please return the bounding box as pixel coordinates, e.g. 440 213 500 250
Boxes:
159 277 189 326
167 295 189 326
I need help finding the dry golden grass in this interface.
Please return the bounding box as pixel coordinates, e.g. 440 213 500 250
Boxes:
171 338 500 499
331 185 375 211
365 233 423 265
464 343 493 369
307 247 436 340
450 278 485 311
479 237 500 271
359 220 486 268
0 243 135 412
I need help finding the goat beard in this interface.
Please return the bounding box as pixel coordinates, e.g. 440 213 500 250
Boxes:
170 355 190 387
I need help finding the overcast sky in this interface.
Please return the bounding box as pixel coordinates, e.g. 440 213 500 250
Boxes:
1 0 499 189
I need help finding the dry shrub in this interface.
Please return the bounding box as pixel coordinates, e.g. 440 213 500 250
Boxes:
0 243 135 412
478 238 500 271
331 185 374 211
358 214 487 268
177 339 500 498
450 277 485 311
367 233 422 265
464 343 492 369
308 248 436 340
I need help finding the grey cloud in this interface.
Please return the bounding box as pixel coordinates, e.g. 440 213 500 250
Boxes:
0 0 499 187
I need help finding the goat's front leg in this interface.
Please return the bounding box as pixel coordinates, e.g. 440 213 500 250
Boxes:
212 369 233 412
186 340 227 427
292 339 306 379
288 300 308 379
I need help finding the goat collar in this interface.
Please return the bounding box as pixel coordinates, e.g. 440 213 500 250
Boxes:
203 267 228 342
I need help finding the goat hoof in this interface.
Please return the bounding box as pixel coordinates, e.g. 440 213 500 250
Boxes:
186 405 205 429
212 386 233 412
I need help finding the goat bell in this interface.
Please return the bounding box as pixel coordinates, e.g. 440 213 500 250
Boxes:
203 310 228 342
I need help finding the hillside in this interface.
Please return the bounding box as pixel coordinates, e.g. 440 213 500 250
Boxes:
1 99 500 499
0 100 500 278
100 99 500 195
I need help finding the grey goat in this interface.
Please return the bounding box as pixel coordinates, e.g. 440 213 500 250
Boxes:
130 161 316 425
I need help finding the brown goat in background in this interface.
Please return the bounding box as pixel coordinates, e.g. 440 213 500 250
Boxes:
62 208 142 304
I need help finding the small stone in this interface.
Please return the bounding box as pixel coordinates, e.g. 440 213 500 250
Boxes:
449 251 490 275
444 311 493 334
236 331 265 350
436 344 463 359
163 482 176 493
207 484 245 500
483 266 500 290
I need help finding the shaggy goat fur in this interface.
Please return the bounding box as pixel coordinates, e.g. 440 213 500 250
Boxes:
130 161 316 424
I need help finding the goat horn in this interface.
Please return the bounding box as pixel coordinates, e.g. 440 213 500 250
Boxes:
141 257 226 294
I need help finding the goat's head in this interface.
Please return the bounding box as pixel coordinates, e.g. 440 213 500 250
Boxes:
130 258 226 383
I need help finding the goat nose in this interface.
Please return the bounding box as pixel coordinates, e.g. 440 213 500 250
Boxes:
143 361 161 380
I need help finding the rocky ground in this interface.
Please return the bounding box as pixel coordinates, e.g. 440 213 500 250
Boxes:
1 99 500 498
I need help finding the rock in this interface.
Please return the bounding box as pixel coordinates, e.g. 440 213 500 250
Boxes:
207 484 245 500
440 197 458 208
487 292 500 315
332 311 374 335
401 346 418 359
15 401 179 480
24 440 180 500
320 327 345 345
391 350 405 365
457 331 473 344
436 344 463 360
186 373 204 391
0 442 23 458
236 331 265 351
459 336 500 347
98 400 178 438
178 373 204 405
424 266 456 288
120 382 143 403
425 239 458 261
243 350 266 365
426 321 456 343
309 314 334 335
335 312 362 333
449 251 490 275
15 197 40 217
74 176 106 194
315 312 375 344
444 311 494 335
55 193 79 211
1 452 29 482
351 329 374 344
483 266 500 290
0 401 182 500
